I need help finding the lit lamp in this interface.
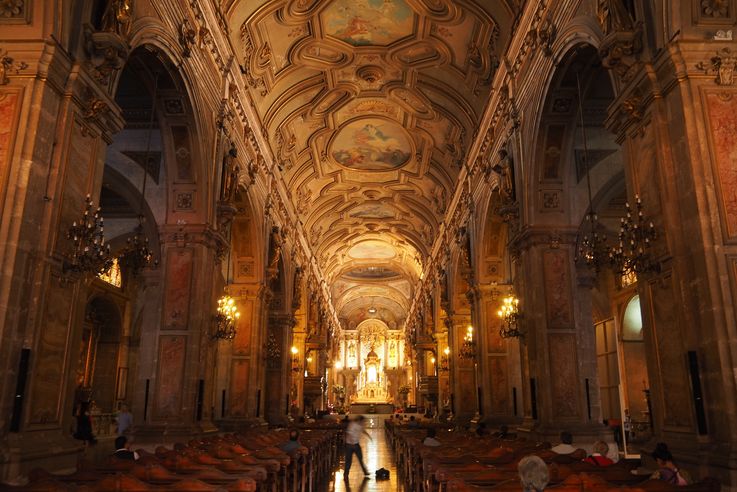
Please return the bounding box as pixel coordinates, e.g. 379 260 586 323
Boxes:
63 195 113 277
291 346 300 372
459 325 476 359
498 294 522 338
212 294 240 340
608 194 659 276
440 346 450 372
335 360 343 370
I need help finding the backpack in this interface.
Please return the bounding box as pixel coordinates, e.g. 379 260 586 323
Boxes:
375 468 390 480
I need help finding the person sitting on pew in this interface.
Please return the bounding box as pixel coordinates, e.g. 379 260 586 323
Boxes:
422 428 441 447
550 431 576 454
518 455 549 492
407 415 420 428
475 422 488 437
280 429 302 454
584 441 614 467
492 424 509 438
113 435 139 461
650 442 691 485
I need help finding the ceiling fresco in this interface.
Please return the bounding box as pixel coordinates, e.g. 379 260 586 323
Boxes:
226 0 515 329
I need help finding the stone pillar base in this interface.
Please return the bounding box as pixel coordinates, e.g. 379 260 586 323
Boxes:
0 432 82 484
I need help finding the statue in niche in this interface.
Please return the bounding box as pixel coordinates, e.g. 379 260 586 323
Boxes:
267 227 282 272
493 148 515 204
220 145 239 202
100 0 133 37
348 340 357 360
389 341 396 360
597 0 636 34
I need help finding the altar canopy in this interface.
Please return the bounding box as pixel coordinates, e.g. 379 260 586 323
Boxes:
338 320 407 404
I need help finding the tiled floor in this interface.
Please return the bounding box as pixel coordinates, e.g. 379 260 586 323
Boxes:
323 421 406 492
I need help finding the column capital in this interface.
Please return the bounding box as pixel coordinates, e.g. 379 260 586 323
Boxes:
511 227 577 253
159 223 227 254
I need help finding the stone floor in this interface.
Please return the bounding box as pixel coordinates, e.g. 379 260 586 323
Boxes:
323 422 406 492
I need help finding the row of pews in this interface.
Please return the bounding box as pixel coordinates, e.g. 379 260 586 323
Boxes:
9 426 341 491
386 420 720 492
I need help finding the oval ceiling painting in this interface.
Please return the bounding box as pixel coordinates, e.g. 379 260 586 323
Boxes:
331 118 412 171
322 0 415 47
348 240 396 259
344 266 401 281
348 202 396 220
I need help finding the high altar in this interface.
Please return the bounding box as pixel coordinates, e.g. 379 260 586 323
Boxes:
337 319 407 405
356 346 388 402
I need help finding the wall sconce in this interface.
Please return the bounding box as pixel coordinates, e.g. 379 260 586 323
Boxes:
212 295 240 341
498 294 523 339
291 346 300 372
459 325 476 359
440 346 450 372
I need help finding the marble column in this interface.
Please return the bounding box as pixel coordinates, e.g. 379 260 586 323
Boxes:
264 313 295 425
0 41 124 478
133 224 221 438
604 40 737 486
515 229 607 441
478 285 523 424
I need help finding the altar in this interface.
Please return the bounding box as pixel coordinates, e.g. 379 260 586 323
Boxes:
353 345 390 403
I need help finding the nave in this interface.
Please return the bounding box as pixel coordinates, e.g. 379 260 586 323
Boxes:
2 0 737 489
6 415 723 491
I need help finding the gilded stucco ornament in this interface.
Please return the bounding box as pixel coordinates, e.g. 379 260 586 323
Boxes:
0 48 28 85
597 0 643 82
83 1 133 85
179 18 197 58
0 0 23 18
696 47 736 85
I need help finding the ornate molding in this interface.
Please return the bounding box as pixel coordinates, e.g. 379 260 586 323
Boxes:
179 18 197 58
0 0 25 20
696 47 736 85
83 24 129 85
0 48 28 85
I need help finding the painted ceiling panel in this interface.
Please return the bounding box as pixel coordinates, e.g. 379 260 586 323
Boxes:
228 0 514 330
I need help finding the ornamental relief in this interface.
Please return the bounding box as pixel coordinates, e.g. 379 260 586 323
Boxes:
0 0 28 23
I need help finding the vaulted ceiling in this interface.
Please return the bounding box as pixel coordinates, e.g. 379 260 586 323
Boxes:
225 0 517 330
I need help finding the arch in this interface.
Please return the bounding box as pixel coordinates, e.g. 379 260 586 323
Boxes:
75 296 124 414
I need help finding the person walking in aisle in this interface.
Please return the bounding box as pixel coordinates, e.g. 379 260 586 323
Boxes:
344 415 372 479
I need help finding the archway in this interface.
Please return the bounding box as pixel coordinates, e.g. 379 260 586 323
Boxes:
74 296 123 436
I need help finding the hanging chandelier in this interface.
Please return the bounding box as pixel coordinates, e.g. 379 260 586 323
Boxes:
120 220 156 275
573 69 608 270
121 72 160 276
459 325 476 359
609 194 658 275
212 294 240 340
498 294 523 338
63 195 113 276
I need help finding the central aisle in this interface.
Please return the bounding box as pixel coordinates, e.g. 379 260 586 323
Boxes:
325 417 406 492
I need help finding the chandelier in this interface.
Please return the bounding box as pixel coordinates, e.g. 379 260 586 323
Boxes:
121 72 160 275
63 195 113 276
120 221 156 275
212 294 240 340
459 325 476 359
609 194 658 275
498 294 523 338
573 69 608 270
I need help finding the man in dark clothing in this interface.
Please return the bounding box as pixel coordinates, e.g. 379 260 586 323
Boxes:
280 429 303 454
113 435 139 460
